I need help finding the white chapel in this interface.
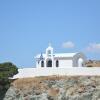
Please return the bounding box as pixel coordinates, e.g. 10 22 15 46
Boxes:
35 44 86 68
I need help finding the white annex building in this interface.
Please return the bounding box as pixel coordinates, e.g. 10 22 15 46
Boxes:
35 44 86 68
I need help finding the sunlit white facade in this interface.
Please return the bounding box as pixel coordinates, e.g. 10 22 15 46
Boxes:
35 44 86 68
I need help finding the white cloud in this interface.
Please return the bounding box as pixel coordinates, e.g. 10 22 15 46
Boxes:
86 43 100 53
62 41 75 48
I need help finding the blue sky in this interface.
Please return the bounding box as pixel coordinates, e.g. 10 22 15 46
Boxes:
0 0 100 67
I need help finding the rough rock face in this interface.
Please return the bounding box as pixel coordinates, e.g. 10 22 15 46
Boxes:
3 76 100 100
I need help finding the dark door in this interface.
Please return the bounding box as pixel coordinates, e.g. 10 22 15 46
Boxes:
47 60 52 67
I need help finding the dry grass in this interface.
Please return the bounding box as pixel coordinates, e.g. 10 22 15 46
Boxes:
12 75 68 90
12 76 81 90
11 75 99 94
86 63 100 67
48 88 59 97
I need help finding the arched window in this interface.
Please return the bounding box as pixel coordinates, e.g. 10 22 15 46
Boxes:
41 61 44 67
47 60 52 67
56 60 59 67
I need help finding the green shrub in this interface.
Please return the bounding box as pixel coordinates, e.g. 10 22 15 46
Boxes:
0 62 18 78
0 62 18 99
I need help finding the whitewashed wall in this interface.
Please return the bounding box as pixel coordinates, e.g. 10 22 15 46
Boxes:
11 67 100 79
59 60 73 68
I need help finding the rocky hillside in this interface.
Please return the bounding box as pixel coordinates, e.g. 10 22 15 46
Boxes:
85 60 100 67
3 76 100 100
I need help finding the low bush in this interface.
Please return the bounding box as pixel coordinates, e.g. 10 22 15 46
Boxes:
0 62 18 100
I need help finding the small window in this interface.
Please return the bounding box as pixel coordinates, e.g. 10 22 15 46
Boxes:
41 61 44 67
56 60 59 67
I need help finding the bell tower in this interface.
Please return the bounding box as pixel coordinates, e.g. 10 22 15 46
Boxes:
46 43 53 57
45 43 54 67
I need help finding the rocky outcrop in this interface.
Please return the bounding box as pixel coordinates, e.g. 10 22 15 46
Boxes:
85 60 100 67
3 76 100 100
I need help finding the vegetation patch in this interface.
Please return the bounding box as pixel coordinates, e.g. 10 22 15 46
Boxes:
0 62 18 100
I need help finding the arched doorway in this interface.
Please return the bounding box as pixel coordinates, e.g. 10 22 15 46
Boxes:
47 60 52 67
41 61 44 67
56 60 59 67
73 53 86 67
78 58 84 67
